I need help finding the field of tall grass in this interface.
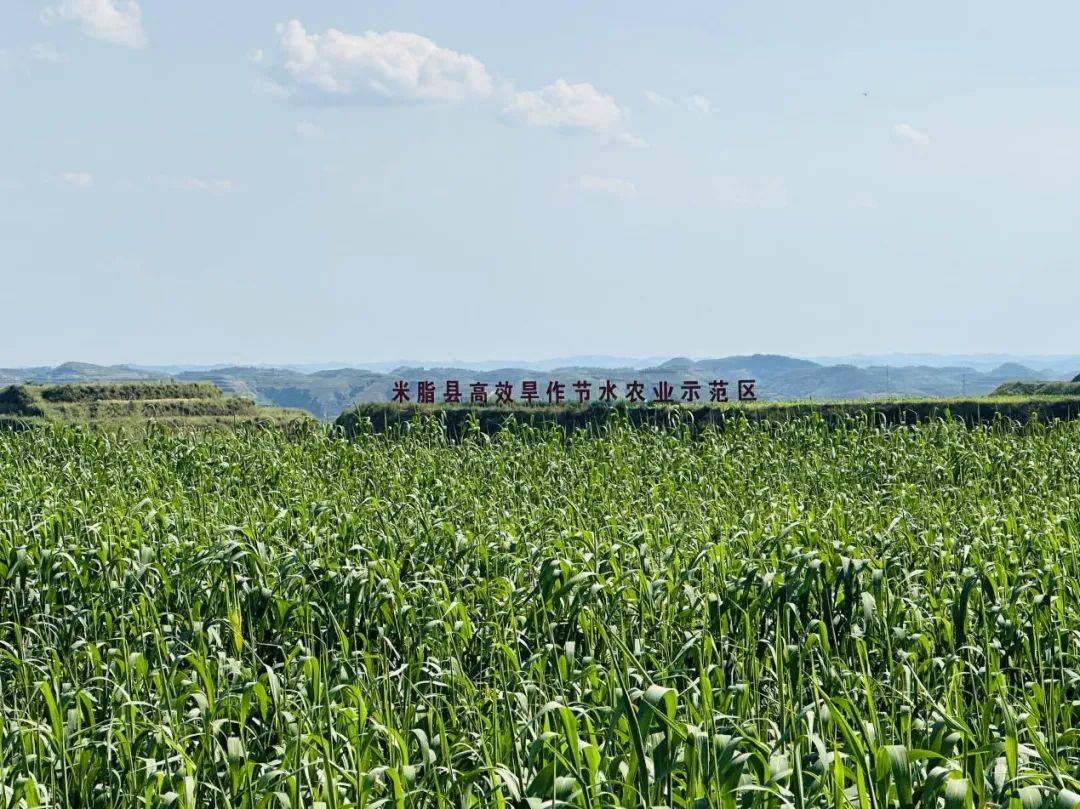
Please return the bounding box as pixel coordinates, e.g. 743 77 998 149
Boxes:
2 416 1080 807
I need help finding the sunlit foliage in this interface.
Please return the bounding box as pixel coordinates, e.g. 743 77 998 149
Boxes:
1 416 1079 807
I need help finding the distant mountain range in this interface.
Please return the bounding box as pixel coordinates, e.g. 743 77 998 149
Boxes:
804 353 1080 376
114 353 1080 376
2 356 1072 420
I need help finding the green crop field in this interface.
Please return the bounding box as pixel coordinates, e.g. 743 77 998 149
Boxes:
2 416 1080 807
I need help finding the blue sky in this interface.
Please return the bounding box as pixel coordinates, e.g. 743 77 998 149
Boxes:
3 1 1079 365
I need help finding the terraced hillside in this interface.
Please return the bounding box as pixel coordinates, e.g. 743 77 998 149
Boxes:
0 381 309 430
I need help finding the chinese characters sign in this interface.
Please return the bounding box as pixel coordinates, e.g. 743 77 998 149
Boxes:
391 378 757 405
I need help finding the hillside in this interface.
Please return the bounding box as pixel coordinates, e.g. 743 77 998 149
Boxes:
3 357 1072 419
339 396 1080 436
176 366 385 420
0 382 308 430
357 355 1051 405
993 380 1080 397
0 361 160 386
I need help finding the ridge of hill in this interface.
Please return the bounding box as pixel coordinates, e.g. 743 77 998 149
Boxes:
174 366 385 420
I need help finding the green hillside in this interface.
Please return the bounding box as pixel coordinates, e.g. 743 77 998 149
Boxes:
0 382 309 430
992 380 1080 396
176 366 385 419
4 358 1077 419
0 361 161 386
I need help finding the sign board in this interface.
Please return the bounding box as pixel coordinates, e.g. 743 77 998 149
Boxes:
390 378 757 404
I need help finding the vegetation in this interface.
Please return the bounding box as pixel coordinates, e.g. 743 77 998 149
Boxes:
143 357 1080 413
338 396 1080 436
4 358 1070 419
177 367 385 421
39 381 222 403
0 361 162 387
995 382 1080 397
2 415 1080 806
0 382 308 430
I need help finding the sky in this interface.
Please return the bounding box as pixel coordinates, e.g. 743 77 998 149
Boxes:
3 1 1080 365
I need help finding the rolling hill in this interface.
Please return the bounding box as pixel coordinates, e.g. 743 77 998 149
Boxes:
2 356 1071 420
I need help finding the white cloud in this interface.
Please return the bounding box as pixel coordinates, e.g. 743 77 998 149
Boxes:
252 76 292 100
61 171 93 188
646 90 711 116
30 42 69 63
180 178 233 194
0 43 69 74
724 180 792 209
855 196 879 210
506 79 625 132
152 176 234 195
258 21 632 142
296 120 324 139
579 174 637 200
272 19 492 103
41 0 147 49
644 89 674 107
685 94 711 116
892 123 930 147
614 132 649 149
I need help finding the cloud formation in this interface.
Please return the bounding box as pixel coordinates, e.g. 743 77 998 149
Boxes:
1 42 70 74
41 0 147 49
182 178 233 194
30 42 69 63
578 174 637 200
296 120 324 139
273 20 492 103
645 90 711 116
505 79 625 132
252 76 291 100
614 132 649 149
892 123 930 147
61 171 93 188
685 94 711 116
257 20 635 142
151 176 234 195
